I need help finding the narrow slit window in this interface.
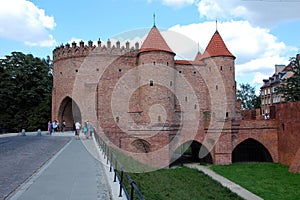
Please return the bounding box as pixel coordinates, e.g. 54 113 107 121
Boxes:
150 80 154 86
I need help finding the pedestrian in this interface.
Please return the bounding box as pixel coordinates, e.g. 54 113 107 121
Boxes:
47 120 51 135
83 121 88 139
75 121 81 139
89 123 93 139
61 120 66 132
53 120 58 132
49 121 54 135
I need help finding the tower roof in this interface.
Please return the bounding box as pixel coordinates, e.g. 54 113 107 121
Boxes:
200 30 235 60
139 26 175 55
194 51 202 61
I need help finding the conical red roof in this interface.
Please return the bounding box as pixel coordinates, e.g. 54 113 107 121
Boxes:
139 26 175 55
201 30 235 60
194 51 202 61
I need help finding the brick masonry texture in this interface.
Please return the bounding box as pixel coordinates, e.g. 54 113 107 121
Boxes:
52 28 300 172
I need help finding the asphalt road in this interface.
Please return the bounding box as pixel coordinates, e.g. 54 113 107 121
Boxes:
0 135 71 200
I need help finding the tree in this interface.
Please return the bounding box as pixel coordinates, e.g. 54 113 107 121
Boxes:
0 52 52 132
237 83 261 110
276 55 300 102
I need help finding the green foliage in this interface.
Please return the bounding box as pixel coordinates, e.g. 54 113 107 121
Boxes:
211 163 300 200
128 167 243 200
0 52 52 132
237 83 261 110
276 55 300 102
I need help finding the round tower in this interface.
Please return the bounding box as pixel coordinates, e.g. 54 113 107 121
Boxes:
199 29 236 165
200 30 236 120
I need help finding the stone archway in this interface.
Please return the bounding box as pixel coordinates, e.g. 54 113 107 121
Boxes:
171 141 213 166
132 139 151 153
232 138 273 163
58 97 82 131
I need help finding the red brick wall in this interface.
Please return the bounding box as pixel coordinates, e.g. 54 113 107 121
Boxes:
234 119 278 162
276 101 300 172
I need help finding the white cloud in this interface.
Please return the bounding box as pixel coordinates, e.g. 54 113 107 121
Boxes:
197 0 300 27
0 0 56 47
148 0 196 8
161 0 196 7
168 20 297 86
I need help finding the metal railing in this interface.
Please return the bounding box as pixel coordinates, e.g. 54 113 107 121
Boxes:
94 133 144 200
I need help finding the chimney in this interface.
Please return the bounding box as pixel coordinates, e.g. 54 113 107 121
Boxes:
275 64 285 74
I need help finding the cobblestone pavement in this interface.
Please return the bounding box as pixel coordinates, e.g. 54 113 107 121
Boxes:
0 136 71 200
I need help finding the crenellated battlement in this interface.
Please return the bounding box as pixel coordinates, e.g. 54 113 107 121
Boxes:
53 39 140 62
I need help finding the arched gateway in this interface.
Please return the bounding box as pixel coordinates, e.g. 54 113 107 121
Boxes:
58 97 81 131
232 138 273 163
171 141 213 166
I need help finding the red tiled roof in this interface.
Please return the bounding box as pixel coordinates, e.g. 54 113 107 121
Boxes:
139 26 175 55
175 60 204 65
200 31 235 60
175 60 193 65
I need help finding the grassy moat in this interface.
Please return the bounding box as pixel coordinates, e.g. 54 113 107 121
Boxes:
124 163 299 200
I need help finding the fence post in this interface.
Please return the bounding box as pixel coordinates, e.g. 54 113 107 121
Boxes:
104 144 106 159
106 146 109 165
109 152 112 172
130 180 135 200
119 170 123 197
114 158 118 182
21 129 26 136
37 129 42 136
114 169 117 182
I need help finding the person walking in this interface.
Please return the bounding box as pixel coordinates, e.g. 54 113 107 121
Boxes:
49 121 54 135
75 121 81 139
89 123 93 139
61 120 66 132
83 121 88 139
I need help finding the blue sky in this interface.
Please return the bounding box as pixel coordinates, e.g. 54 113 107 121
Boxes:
1 0 300 90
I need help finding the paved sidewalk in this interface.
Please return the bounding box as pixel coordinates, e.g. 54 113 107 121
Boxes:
185 164 263 200
8 138 111 200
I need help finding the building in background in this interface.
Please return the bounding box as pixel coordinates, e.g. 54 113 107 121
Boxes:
260 63 294 115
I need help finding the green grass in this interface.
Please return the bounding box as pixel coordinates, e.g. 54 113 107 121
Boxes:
210 163 300 200
127 166 243 200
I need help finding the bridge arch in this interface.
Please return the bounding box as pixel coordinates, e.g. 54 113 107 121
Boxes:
58 96 82 131
232 138 273 163
171 140 213 166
